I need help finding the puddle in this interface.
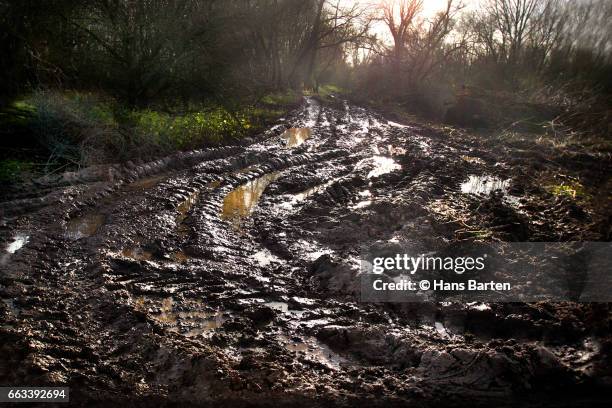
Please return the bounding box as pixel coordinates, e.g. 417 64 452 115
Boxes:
121 247 154 261
232 165 258 176
351 191 376 209
65 214 105 240
388 234 402 243
294 239 334 261
265 301 289 312
285 338 309 352
435 321 449 337
305 249 335 261
171 250 189 263
304 97 320 127
126 175 164 191
279 335 347 369
388 120 411 129
181 310 229 337
5 234 29 254
253 248 281 267
293 179 340 200
461 155 485 165
278 178 341 211
264 301 308 317
120 247 188 264
461 175 510 195
300 318 331 327
177 191 199 224
221 172 281 227
387 145 407 155
151 298 229 336
357 156 402 179
351 200 372 209
291 296 317 306
282 128 312 148
466 302 491 311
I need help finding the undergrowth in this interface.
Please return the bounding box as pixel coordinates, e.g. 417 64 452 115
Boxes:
1 90 300 182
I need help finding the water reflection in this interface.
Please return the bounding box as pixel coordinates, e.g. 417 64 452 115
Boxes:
282 128 312 148
265 301 289 312
357 156 402 179
126 175 164 191
121 247 154 261
65 214 106 240
152 298 229 337
221 172 280 227
176 191 198 237
460 175 510 195
1 234 29 265
279 334 346 369
6 234 29 254
253 248 280 267
171 250 189 263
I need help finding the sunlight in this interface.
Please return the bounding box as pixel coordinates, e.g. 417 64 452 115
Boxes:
340 0 475 45
420 0 458 16
341 0 475 17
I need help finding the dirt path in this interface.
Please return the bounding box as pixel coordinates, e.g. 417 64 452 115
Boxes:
1 97 611 406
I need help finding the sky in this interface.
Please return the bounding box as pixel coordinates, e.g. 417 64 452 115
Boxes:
339 0 478 44
340 0 478 17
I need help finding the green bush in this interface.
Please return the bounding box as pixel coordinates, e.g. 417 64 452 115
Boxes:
260 90 300 106
0 159 32 182
8 90 292 172
127 108 250 149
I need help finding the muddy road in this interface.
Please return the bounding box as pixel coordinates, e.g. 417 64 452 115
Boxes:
1 97 611 406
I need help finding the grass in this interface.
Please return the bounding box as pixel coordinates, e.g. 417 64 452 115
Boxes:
318 84 345 98
1 90 300 182
260 90 301 106
0 159 33 182
549 184 579 198
547 180 587 199
314 84 347 104
127 108 250 148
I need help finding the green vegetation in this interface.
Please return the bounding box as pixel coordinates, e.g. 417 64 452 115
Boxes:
0 159 32 182
128 109 249 147
547 180 587 200
317 84 346 100
260 90 302 107
0 90 299 182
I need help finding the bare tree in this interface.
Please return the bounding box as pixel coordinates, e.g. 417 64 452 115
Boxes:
526 0 569 71
225 0 370 92
378 0 423 70
410 0 465 82
291 0 372 90
487 0 538 65
461 0 572 78
376 0 463 87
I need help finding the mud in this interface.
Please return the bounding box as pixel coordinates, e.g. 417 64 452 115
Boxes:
1 96 611 407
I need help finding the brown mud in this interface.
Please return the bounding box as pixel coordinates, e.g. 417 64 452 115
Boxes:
1 97 611 407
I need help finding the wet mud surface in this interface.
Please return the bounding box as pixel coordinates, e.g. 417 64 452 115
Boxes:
1 97 611 407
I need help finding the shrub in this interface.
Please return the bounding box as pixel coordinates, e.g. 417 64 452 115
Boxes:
10 90 293 174
0 159 32 182
26 91 117 166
